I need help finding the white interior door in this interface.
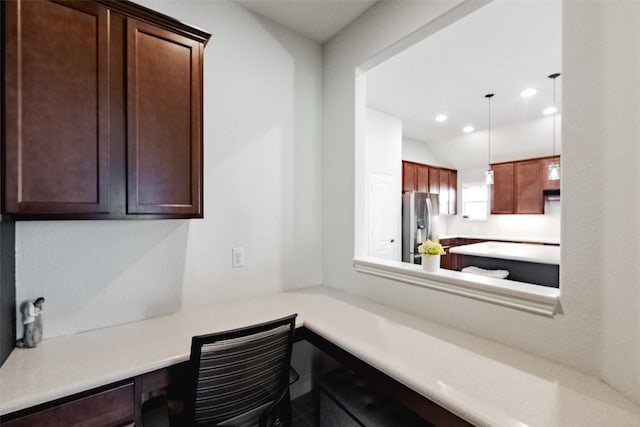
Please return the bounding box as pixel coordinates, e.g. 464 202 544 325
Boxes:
368 172 398 260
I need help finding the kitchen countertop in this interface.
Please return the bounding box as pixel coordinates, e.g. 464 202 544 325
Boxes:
450 241 560 265
439 234 560 245
1 286 639 426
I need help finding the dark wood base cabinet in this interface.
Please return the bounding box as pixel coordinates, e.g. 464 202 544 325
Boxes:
1 382 136 427
2 0 210 220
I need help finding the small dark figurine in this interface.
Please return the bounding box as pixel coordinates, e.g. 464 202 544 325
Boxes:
16 297 45 348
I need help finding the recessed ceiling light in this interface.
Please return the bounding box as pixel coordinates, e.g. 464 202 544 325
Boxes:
435 114 447 122
543 106 558 115
463 126 474 133
520 88 537 98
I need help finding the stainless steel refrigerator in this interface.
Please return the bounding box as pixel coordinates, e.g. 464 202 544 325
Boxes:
402 192 439 264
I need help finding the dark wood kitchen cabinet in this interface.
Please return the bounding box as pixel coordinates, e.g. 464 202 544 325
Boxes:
3 0 111 215
429 168 439 195
2 0 210 219
437 168 457 215
1 382 135 427
126 19 204 216
416 164 429 193
491 162 515 214
438 169 449 215
402 161 457 215
491 156 558 214
402 161 429 193
448 169 457 215
439 238 459 271
515 159 543 214
402 162 417 193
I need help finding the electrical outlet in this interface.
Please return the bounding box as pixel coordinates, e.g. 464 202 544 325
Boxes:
232 247 245 268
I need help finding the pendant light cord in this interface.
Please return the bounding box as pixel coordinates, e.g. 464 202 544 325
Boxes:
552 76 556 156
485 93 494 166
549 73 561 156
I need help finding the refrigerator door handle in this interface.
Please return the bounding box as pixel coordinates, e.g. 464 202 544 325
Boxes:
425 197 432 241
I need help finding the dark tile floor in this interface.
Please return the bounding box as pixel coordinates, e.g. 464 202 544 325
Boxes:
292 391 319 427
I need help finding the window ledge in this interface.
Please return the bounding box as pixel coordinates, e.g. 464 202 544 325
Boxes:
353 257 561 318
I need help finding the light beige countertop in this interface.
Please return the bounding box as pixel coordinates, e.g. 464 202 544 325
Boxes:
450 241 561 265
439 235 560 245
1 286 639 426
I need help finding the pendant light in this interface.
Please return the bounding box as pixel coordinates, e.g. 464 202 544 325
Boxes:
485 93 495 185
547 73 561 181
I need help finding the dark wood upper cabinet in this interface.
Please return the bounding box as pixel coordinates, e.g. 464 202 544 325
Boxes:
438 169 449 215
402 162 417 193
126 19 203 216
491 156 558 214
429 168 439 195
3 0 111 215
448 169 457 215
2 0 210 219
402 161 457 215
515 159 543 214
416 165 429 193
491 163 515 214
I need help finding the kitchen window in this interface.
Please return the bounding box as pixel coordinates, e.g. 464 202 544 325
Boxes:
461 183 489 221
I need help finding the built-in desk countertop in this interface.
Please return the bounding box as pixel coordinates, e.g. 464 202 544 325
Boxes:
1 286 639 426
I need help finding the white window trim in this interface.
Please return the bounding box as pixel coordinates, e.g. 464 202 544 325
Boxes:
353 257 561 317
461 182 490 221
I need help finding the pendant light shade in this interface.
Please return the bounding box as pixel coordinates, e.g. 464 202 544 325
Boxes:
547 73 561 181
548 163 560 181
485 93 495 185
485 169 494 185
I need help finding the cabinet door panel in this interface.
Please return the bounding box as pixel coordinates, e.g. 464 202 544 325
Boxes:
416 165 429 193
4 0 110 214
429 168 439 194
127 19 202 216
448 170 457 215
515 160 544 214
402 162 417 193
438 169 449 215
491 163 515 214
2 383 134 427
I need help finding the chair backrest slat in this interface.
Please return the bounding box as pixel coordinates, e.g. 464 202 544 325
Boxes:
186 314 297 426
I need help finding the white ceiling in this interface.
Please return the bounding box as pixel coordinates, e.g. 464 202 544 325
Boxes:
366 0 562 145
235 0 378 43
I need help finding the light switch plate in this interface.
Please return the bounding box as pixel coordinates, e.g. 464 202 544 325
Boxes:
232 247 245 268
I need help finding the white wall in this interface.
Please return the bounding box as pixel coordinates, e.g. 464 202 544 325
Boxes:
323 0 639 405
564 0 640 405
402 137 450 167
417 115 562 171
366 109 402 175
364 109 402 260
16 0 323 339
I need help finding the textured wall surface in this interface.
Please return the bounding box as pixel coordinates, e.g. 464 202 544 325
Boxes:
563 0 640 406
16 0 323 339
322 0 638 405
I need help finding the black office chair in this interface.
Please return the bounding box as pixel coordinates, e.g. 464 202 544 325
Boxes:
182 313 298 427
